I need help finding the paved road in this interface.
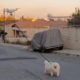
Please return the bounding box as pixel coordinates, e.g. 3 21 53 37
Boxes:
0 44 80 80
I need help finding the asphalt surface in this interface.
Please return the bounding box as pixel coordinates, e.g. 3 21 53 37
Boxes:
0 44 80 80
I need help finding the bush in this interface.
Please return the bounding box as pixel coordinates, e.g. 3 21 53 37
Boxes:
5 39 32 46
15 40 21 44
68 8 80 27
26 40 31 45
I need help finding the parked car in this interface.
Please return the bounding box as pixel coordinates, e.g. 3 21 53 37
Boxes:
31 28 64 52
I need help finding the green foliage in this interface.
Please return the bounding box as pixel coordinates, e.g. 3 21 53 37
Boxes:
0 26 4 30
68 8 80 27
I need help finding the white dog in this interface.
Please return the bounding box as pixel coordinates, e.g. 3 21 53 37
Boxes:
44 60 60 77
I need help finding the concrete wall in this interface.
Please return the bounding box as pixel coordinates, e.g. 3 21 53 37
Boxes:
5 26 14 38
5 26 48 42
26 28 49 40
6 26 80 50
6 37 28 43
59 27 80 50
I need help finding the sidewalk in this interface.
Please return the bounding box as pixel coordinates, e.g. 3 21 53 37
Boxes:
54 49 80 56
0 43 28 49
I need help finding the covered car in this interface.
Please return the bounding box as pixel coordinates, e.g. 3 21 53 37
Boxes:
31 28 63 52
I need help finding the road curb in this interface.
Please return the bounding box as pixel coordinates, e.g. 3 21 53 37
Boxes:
54 50 80 56
0 43 28 49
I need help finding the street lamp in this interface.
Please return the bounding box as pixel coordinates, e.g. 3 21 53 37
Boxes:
5 8 19 16
5 8 19 23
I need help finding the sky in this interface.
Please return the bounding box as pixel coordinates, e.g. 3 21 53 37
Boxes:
0 0 80 18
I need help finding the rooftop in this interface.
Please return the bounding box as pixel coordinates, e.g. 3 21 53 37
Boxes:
4 19 68 29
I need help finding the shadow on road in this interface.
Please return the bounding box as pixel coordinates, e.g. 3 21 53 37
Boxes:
0 57 37 61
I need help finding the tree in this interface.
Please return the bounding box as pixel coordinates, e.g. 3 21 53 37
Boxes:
68 8 80 27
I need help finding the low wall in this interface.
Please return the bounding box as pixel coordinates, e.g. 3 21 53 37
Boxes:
60 27 80 50
6 37 28 43
5 26 80 50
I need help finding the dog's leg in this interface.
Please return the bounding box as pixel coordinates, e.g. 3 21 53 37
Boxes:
50 71 53 76
57 71 60 77
44 68 46 73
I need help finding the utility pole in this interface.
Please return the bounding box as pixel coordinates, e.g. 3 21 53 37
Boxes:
2 8 6 43
3 8 6 32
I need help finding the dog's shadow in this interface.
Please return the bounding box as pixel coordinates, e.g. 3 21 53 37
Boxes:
53 76 61 80
44 74 62 80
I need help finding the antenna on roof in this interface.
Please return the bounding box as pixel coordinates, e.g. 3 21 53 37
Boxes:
47 14 54 21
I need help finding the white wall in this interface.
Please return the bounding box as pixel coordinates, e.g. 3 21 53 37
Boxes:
5 26 14 38
5 26 48 42
26 28 48 40
59 27 80 50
